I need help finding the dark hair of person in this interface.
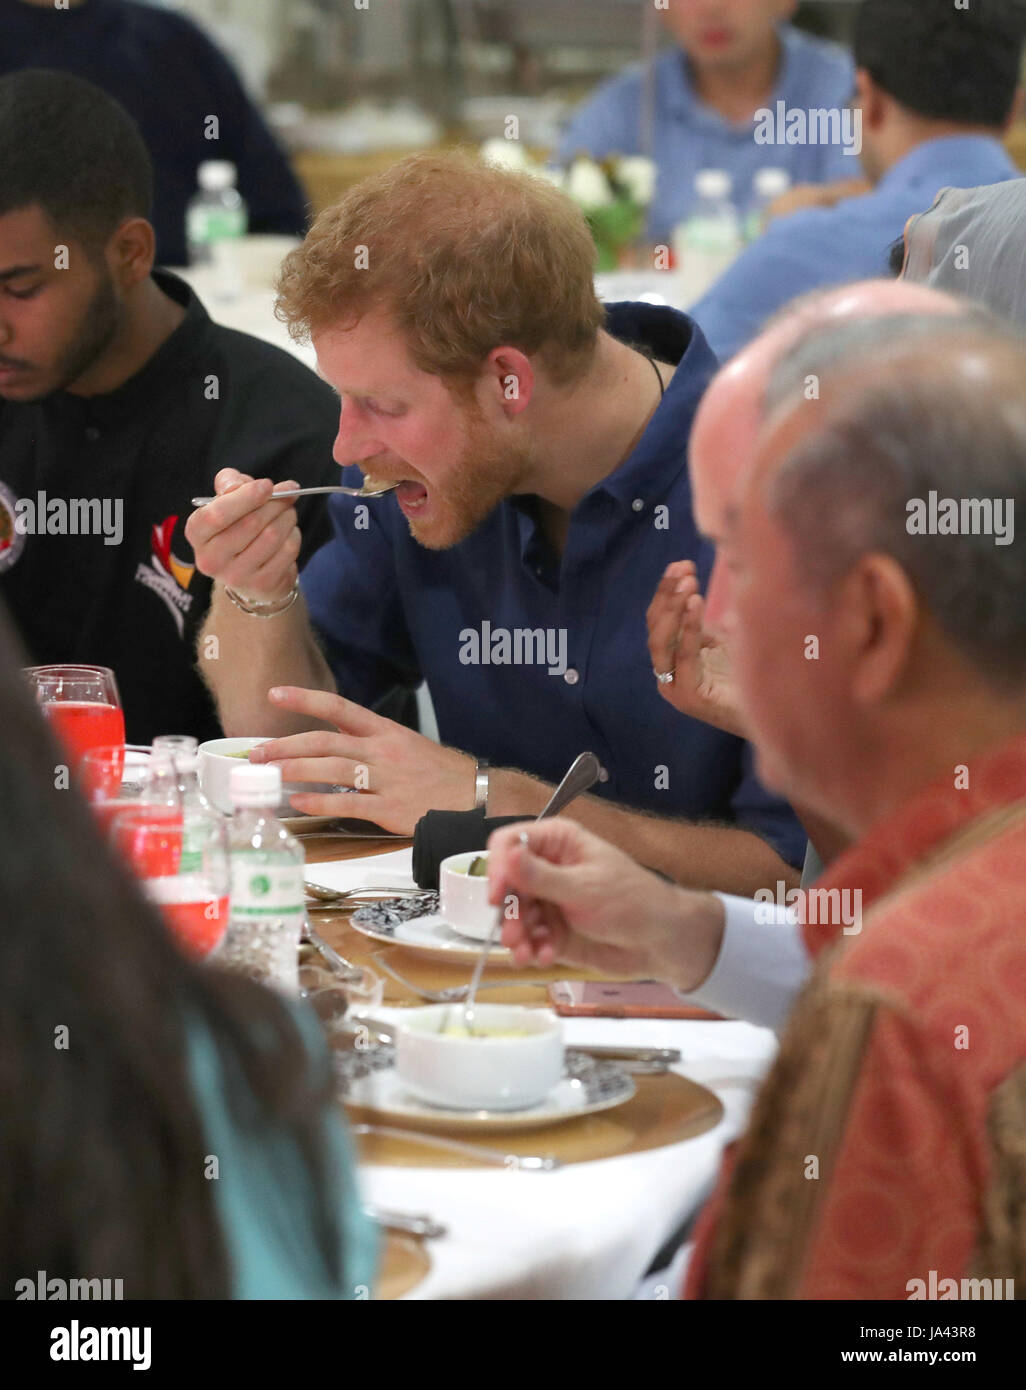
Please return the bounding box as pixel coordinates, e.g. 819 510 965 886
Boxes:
886 236 907 277
854 0 1026 129
0 69 153 256
0 608 342 1297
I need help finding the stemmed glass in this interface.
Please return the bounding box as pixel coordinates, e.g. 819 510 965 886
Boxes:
25 664 124 772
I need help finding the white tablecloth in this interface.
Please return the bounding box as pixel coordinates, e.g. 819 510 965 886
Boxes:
365 1010 775 1300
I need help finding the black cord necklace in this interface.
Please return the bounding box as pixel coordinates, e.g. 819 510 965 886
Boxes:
642 349 666 399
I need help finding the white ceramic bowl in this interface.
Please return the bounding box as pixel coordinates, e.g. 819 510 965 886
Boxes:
198 737 274 813
395 1004 564 1111
199 737 347 816
439 850 493 940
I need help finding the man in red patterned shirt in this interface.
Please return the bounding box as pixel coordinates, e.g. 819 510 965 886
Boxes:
489 309 1026 1297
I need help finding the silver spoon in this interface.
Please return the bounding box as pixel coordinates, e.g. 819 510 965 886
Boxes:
459 751 602 1035
304 879 429 903
191 482 399 506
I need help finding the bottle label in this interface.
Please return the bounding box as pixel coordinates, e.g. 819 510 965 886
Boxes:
230 860 304 917
187 206 247 245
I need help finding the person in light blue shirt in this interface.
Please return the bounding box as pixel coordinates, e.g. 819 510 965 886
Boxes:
689 0 1025 362
556 2 856 241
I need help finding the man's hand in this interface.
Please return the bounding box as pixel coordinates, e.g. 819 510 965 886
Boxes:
646 560 747 738
486 818 726 989
763 177 871 226
185 468 303 603
250 686 477 833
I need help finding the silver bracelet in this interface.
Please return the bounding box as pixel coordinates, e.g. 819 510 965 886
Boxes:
474 758 490 812
223 581 300 618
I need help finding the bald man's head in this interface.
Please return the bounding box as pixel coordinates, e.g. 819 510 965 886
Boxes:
728 312 1026 830
689 278 972 630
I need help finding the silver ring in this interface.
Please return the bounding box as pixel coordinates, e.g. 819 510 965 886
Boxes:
655 670 675 685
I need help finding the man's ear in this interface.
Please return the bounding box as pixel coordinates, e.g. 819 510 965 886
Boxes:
1002 86 1025 134
853 68 886 133
106 217 155 290
486 346 534 418
844 552 919 706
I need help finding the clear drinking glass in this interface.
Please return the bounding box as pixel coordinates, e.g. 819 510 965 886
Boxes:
26 664 124 773
81 746 181 836
110 806 230 959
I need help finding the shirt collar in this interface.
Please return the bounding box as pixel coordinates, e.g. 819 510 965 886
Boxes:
592 302 717 510
808 727 1026 950
876 134 1013 198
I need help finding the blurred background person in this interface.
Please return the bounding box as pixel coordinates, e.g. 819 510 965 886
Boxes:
0 0 308 265
0 602 375 1298
0 71 341 746
902 177 1026 327
556 0 856 243
689 0 1024 361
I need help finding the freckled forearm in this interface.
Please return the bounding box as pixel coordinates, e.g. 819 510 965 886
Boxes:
196 584 337 735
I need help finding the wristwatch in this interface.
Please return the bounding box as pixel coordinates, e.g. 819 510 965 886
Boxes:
474 757 489 812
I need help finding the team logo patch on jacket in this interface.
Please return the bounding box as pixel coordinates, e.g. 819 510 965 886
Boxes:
0 480 26 573
134 515 195 637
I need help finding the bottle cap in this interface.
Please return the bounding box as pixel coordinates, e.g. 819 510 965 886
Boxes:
753 168 791 198
695 169 732 200
198 160 238 192
153 735 198 753
230 763 281 808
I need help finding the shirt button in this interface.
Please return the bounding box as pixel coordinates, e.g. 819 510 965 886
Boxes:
598 766 609 783
564 668 579 686
631 498 644 512
85 426 100 441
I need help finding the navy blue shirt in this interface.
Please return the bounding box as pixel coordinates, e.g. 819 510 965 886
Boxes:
0 0 308 266
301 303 805 869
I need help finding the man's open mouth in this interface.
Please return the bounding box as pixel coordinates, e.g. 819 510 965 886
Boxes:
395 480 429 512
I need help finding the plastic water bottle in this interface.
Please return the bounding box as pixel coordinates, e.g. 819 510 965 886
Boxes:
673 170 743 308
186 160 248 301
223 763 305 993
745 167 791 242
144 745 183 814
152 735 219 874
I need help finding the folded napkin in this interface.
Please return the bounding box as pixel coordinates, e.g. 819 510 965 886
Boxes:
302 847 415 894
412 808 523 889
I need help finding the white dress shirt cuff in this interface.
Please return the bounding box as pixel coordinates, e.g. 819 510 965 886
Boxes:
676 893 809 1032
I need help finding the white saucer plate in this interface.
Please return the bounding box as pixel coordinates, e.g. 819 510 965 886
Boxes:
341 1051 636 1130
348 910 514 963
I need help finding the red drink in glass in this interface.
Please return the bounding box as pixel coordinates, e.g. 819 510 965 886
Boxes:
110 807 229 960
150 879 230 958
45 701 126 771
26 665 124 774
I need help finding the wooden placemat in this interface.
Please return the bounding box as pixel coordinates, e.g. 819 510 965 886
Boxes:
302 835 636 1005
348 1072 723 1168
375 1232 431 1300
